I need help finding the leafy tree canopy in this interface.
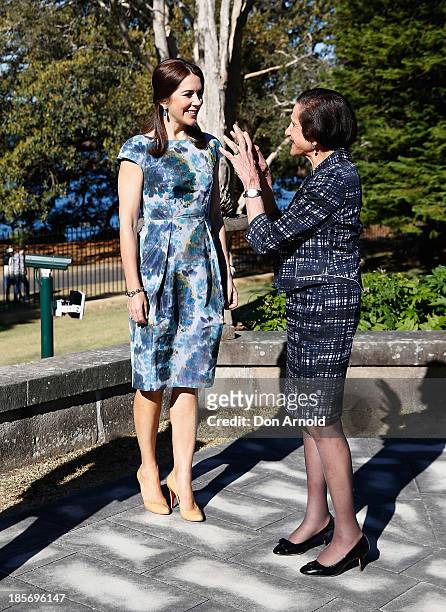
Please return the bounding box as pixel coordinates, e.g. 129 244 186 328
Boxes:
0 0 444 236
328 0 446 234
0 0 331 231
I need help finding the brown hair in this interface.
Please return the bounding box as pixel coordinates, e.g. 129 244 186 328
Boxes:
140 58 207 157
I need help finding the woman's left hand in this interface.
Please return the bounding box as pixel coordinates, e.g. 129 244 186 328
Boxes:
220 124 261 190
224 275 239 310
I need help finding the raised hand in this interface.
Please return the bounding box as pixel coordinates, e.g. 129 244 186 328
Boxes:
220 124 261 190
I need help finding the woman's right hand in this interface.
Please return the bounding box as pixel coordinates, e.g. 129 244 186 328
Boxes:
128 291 148 326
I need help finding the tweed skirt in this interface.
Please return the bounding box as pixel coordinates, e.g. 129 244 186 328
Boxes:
285 281 361 426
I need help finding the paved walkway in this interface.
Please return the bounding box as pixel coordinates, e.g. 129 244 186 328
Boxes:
1 437 445 611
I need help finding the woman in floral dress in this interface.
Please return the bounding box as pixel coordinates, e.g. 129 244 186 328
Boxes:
117 59 237 521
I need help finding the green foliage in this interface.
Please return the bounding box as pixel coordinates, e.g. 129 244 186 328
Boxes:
239 1 333 182
327 0 446 234
2 0 444 239
0 0 331 229
238 267 446 331
0 0 156 230
358 267 446 330
243 290 286 331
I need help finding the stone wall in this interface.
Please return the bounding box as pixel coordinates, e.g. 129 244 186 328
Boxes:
1 332 445 471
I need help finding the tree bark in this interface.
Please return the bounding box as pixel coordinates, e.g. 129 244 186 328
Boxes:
193 0 254 214
152 0 170 61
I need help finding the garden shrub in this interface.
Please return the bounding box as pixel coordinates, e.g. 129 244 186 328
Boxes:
238 266 446 331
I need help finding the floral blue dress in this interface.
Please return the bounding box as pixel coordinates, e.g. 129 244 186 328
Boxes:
117 133 224 390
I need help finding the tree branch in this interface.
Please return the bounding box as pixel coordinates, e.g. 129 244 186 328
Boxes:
244 50 313 80
265 137 289 165
109 0 153 69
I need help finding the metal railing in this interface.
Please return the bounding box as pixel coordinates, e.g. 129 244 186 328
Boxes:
0 222 274 310
2 221 438 310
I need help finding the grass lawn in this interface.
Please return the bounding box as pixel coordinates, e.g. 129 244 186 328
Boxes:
0 273 273 366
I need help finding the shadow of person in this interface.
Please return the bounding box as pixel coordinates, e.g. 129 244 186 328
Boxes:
351 360 446 566
0 426 182 579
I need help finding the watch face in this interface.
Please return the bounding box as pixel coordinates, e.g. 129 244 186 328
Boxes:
247 188 260 197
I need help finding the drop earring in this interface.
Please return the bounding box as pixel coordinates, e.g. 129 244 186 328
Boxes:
163 106 169 122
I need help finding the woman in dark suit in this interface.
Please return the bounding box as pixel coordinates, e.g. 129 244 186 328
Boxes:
220 88 369 577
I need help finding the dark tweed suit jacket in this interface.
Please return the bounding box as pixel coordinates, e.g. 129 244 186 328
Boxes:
244 148 363 292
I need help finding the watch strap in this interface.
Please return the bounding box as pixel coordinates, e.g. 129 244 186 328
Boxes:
243 188 262 198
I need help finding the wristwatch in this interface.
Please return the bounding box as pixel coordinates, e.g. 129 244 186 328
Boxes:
243 187 262 198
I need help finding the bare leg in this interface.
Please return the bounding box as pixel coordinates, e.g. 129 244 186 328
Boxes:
134 389 166 503
306 419 363 565
169 387 198 511
288 428 331 543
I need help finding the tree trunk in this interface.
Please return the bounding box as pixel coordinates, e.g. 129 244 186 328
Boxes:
152 0 170 62
193 0 254 215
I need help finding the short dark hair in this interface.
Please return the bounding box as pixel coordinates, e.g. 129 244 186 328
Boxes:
296 88 357 149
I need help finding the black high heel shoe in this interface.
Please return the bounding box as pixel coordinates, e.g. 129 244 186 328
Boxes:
299 533 370 576
273 513 334 556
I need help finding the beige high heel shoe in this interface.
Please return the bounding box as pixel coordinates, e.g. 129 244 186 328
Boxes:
136 466 171 515
166 471 204 522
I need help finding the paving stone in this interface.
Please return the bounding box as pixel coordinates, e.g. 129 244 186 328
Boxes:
315 597 380 612
352 438 379 454
147 551 332 611
8 599 90 611
2 436 444 612
193 438 304 465
362 532 434 574
421 493 446 546
192 441 237 463
0 542 74 577
192 461 272 491
385 439 446 462
229 537 328 579
355 499 437 546
225 456 308 486
309 563 416 609
380 582 446 611
53 520 191 574
234 473 309 510
43 480 142 529
0 576 86 612
366 438 385 454
107 506 267 559
0 515 65 554
191 445 307 488
184 600 242 611
352 458 421 501
18 552 206 612
193 486 291 530
412 456 446 493
228 538 417 607
256 510 309 539
401 550 446 588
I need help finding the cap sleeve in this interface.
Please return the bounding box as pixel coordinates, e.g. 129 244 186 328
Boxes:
117 135 146 169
